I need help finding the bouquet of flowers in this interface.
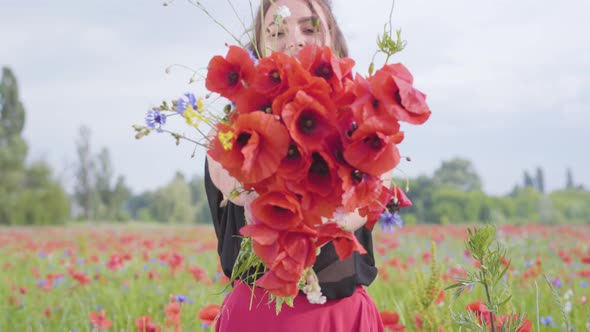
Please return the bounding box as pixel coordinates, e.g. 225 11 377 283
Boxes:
135 1 431 311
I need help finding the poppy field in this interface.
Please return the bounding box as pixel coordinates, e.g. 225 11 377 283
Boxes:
1 224 589 331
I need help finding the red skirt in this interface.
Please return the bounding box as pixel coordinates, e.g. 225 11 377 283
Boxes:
215 281 384 332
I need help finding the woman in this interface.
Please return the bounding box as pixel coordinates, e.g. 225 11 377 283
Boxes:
204 1 385 331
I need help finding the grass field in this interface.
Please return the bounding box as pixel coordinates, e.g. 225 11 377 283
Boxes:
1 224 589 331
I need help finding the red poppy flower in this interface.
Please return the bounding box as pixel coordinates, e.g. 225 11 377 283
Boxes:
370 64 431 125
287 151 343 222
240 223 281 266
197 304 221 328
316 223 367 260
89 310 113 330
276 143 312 182
250 52 292 98
234 88 273 114
281 90 338 153
279 225 318 268
339 166 382 211
297 45 355 95
164 302 182 327
208 112 290 185
350 73 393 123
255 269 299 298
249 191 304 231
380 311 406 331
496 315 532 332
360 185 394 230
343 116 404 176
136 315 162 332
206 45 255 101
394 186 412 208
272 71 332 117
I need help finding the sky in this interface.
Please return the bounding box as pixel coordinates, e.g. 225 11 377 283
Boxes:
1 0 588 196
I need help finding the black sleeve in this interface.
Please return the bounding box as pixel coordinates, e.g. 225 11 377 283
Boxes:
313 226 378 299
204 158 246 279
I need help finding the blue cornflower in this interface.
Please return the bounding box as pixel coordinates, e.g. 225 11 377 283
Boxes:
77 258 85 265
247 50 260 66
524 260 533 268
175 295 188 303
552 277 563 289
379 211 403 233
540 315 554 326
177 93 197 115
145 109 167 132
580 281 588 288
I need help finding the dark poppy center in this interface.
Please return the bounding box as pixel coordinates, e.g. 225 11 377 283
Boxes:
272 205 290 214
364 135 382 149
351 170 364 184
236 133 251 146
372 99 380 109
346 121 358 137
298 112 317 133
394 90 402 104
228 71 239 85
269 70 281 83
315 62 334 80
287 144 300 160
309 153 329 177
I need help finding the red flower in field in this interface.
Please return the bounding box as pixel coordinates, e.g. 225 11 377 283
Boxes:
136 315 161 332
495 315 532 332
281 90 338 153
466 299 492 324
188 266 211 284
164 302 182 328
69 269 91 285
316 223 367 260
343 116 404 176
19 287 27 295
581 256 590 264
198 304 221 328
106 254 125 271
205 45 255 101
208 112 290 186
380 311 406 331
249 191 304 231
89 310 113 330
44 306 52 319
370 63 431 125
165 252 185 273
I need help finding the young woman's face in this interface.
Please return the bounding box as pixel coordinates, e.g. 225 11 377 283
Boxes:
262 0 332 56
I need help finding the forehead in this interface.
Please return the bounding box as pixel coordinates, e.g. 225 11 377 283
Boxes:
263 0 326 24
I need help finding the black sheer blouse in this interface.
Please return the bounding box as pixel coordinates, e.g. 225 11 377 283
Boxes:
204 159 378 300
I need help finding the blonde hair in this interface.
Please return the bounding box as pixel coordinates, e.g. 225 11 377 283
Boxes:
248 0 348 57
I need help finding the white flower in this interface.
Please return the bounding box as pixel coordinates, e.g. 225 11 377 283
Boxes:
564 300 572 314
306 291 327 304
275 5 291 19
564 289 574 300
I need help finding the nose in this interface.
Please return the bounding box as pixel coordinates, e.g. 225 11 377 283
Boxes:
286 31 305 53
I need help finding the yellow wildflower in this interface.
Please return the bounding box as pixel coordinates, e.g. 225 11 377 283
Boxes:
218 131 234 151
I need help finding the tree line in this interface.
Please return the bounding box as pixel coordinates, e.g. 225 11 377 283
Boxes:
1 67 588 225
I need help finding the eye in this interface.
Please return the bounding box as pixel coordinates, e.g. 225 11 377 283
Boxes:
270 31 285 38
303 28 316 35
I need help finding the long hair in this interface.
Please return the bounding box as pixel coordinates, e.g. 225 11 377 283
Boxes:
247 0 348 57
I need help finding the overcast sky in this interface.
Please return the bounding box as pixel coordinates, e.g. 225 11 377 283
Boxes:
1 0 588 195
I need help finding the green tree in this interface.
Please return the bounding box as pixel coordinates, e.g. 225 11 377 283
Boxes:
432 158 482 192
535 167 545 193
150 172 195 223
0 67 28 224
74 125 99 220
523 171 534 188
189 175 212 224
566 168 574 190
